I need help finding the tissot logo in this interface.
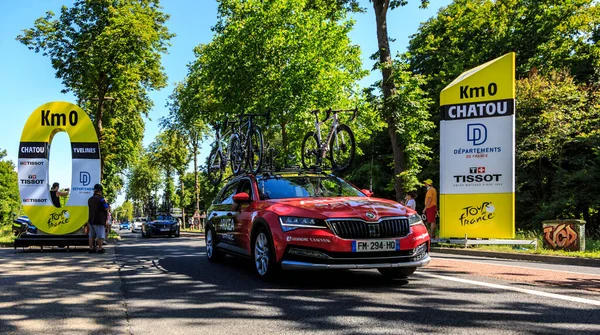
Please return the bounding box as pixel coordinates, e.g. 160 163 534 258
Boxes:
454 166 501 184
23 198 47 203
20 175 45 185
19 161 44 166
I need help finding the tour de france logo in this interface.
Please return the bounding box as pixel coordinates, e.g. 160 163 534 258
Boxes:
458 202 495 226
18 101 100 235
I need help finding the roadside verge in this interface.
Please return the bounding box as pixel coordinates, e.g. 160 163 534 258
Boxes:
432 247 600 268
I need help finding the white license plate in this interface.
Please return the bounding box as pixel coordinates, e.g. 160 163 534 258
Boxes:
352 240 398 252
160 228 170 232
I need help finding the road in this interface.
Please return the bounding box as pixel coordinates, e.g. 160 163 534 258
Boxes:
1 231 599 334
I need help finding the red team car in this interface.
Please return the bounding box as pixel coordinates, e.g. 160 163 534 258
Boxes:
205 172 430 279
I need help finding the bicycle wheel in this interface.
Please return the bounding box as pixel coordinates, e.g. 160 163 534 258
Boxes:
301 132 320 169
207 147 223 186
329 124 355 172
229 134 245 175
248 126 264 174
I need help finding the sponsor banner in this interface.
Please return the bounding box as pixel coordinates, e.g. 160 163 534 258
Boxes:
440 116 513 194
440 193 514 238
439 53 515 238
69 159 101 203
18 102 100 235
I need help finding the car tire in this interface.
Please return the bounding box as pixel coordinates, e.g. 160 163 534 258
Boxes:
377 267 417 279
252 226 279 279
206 226 225 262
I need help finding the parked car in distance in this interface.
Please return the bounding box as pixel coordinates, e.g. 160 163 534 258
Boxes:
131 217 147 232
205 171 430 279
142 220 180 238
119 222 131 230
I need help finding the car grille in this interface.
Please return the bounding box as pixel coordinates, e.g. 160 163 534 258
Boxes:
327 218 410 239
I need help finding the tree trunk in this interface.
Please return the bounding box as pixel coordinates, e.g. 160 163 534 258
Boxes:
281 121 288 166
193 134 200 212
95 98 105 180
180 172 186 229
373 0 405 201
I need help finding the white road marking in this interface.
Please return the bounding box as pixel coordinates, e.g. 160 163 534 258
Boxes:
432 255 600 277
419 272 600 307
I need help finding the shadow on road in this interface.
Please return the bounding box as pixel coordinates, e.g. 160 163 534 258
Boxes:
113 235 600 334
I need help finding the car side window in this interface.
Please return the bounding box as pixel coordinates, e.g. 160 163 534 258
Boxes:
237 179 253 200
220 182 239 205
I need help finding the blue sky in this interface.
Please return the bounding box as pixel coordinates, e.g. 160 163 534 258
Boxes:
0 0 451 206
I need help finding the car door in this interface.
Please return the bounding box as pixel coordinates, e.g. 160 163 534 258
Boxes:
233 178 255 252
211 181 239 247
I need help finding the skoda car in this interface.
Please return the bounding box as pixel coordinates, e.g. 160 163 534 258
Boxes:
142 220 180 238
205 172 430 279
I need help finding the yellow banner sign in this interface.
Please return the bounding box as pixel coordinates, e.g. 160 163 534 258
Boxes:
439 53 515 238
18 102 101 235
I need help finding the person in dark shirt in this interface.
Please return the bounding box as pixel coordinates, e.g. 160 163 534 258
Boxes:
50 182 70 208
87 184 109 253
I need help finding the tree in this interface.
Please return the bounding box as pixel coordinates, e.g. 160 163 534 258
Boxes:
113 200 134 222
0 149 21 227
149 129 189 215
370 0 430 201
192 0 367 165
126 152 161 217
17 0 174 202
516 70 600 234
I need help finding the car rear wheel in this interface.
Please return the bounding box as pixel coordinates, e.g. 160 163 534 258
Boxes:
252 228 279 279
206 227 225 262
377 267 416 279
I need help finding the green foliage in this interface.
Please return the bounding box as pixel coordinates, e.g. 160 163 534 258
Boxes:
149 129 189 211
408 0 600 100
126 152 161 216
516 70 600 235
191 0 368 164
0 150 21 227
113 200 134 222
17 0 174 202
365 55 435 192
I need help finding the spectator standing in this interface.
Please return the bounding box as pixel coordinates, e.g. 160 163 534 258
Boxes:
87 184 109 253
422 179 438 238
404 192 416 210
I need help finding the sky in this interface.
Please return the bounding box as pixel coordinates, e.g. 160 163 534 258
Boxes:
0 0 452 206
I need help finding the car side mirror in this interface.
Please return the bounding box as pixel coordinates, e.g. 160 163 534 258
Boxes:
233 192 251 203
362 189 373 197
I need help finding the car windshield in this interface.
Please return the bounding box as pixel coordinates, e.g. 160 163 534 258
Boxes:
257 175 366 200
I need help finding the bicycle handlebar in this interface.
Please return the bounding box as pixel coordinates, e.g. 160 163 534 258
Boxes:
311 107 358 122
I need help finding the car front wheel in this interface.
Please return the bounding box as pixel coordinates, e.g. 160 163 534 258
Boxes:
378 267 417 279
253 227 279 279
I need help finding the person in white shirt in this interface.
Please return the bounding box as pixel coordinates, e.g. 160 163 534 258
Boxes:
404 192 416 210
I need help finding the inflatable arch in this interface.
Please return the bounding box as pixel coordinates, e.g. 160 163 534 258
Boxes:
18 102 101 235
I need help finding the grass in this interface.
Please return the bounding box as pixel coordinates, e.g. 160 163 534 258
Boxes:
440 230 600 259
0 224 15 244
107 229 121 240
181 227 204 233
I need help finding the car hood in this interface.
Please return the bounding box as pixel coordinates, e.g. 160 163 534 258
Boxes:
265 197 415 221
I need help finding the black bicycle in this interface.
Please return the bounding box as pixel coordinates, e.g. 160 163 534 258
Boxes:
229 112 269 175
301 108 357 172
207 121 238 185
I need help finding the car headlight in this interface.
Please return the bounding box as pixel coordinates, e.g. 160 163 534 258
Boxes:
279 216 327 232
408 214 424 226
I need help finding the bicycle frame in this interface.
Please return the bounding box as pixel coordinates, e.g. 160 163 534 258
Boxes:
314 112 342 159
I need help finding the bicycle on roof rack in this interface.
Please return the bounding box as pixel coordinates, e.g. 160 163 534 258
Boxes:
207 120 238 186
229 112 270 175
301 107 357 172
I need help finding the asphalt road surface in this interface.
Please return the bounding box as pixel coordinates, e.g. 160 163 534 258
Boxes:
1 231 599 334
